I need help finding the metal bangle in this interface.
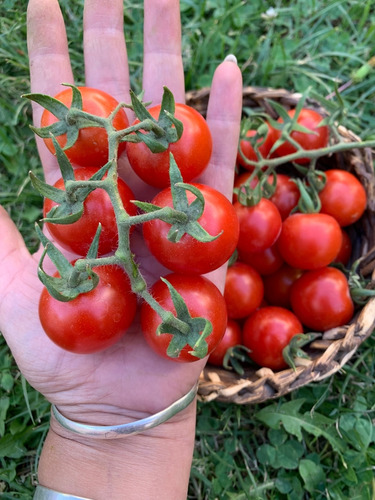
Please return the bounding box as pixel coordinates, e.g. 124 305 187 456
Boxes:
33 485 93 499
51 382 198 439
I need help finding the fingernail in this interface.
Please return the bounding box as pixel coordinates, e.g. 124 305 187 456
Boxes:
224 54 238 65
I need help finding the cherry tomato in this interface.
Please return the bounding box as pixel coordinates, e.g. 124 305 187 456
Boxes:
127 103 212 188
141 274 228 363
290 267 354 331
277 212 342 270
269 174 300 220
39 265 137 354
234 198 282 254
318 169 367 227
43 167 137 256
273 108 329 164
142 184 239 274
242 306 303 371
237 123 276 170
41 87 129 168
238 243 284 276
224 262 264 319
208 319 242 367
263 264 303 309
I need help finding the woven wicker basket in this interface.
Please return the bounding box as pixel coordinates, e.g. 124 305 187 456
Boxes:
186 86 375 405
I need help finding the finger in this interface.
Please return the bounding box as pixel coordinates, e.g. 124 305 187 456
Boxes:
143 0 185 105
199 56 243 200
83 0 131 105
27 0 74 184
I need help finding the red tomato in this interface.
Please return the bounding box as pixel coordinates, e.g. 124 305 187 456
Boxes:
41 87 129 168
242 306 303 371
234 198 282 254
334 229 352 266
39 265 137 354
224 262 264 319
141 274 228 363
208 319 242 367
127 103 212 188
277 212 342 270
43 167 137 256
318 169 367 227
270 174 300 220
290 267 354 331
238 243 284 276
273 108 329 164
263 264 303 309
142 184 239 274
236 123 276 170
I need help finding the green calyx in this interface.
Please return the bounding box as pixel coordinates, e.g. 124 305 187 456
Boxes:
35 223 101 301
134 153 222 243
24 84 96 150
30 136 112 225
283 332 322 371
157 278 212 359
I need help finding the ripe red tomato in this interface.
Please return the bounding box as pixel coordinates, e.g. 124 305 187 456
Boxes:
141 274 228 363
273 108 329 164
126 103 212 188
269 174 300 220
43 167 137 256
242 306 303 371
236 123 276 170
142 184 239 274
41 87 129 168
277 212 342 270
224 262 264 319
318 169 367 227
290 267 354 331
263 264 303 309
208 319 242 367
234 198 282 254
39 265 137 354
238 243 284 276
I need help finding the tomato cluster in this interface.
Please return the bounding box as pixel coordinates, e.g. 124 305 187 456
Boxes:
37 86 238 361
209 108 367 372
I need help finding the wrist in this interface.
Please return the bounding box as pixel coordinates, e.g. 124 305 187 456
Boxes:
37 399 197 500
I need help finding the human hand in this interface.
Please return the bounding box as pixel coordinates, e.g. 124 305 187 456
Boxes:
0 0 242 430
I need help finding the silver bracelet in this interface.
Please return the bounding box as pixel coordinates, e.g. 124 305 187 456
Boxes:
33 485 93 499
51 382 198 439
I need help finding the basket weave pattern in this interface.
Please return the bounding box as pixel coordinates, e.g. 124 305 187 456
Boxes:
186 86 375 405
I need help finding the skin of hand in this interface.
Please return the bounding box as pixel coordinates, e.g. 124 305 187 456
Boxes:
0 0 242 498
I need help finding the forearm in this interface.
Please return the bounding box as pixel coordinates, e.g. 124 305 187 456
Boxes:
37 401 197 500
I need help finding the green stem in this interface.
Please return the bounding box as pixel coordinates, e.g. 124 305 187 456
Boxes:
137 288 191 335
243 138 375 169
120 206 188 227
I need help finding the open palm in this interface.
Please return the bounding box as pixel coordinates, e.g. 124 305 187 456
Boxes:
0 0 242 425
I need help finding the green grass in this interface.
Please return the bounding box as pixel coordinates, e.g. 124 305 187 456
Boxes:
1 1 375 498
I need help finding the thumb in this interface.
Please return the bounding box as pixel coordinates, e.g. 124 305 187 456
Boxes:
0 205 41 334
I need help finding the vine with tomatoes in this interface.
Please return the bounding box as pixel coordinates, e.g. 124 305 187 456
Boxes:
208 95 375 374
25 84 238 361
